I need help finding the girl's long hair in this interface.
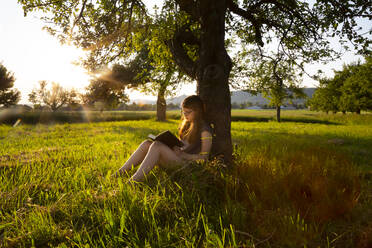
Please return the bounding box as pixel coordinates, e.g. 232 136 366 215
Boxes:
179 95 205 144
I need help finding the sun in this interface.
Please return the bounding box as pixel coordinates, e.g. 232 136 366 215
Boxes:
0 1 94 104
36 44 91 90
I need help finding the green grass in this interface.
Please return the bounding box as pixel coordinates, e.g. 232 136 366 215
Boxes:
1 111 371 247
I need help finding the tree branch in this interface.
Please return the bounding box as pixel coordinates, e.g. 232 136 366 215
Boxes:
20 0 62 9
229 0 320 45
98 1 137 66
71 0 88 33
174 0 199 20
227 0 264 46
166 25 199 79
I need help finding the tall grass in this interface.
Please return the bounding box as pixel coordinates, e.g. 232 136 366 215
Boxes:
1 113 371 247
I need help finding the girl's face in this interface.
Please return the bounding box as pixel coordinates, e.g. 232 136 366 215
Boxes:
182 107 196 122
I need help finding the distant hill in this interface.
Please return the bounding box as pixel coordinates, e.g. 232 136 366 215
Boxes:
230 91 266 105
228 88 316 105
131 88 316 106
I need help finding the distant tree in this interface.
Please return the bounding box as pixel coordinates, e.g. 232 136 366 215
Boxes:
167 102 180 110
240 101 253 109
0 63 21 107
339 56 372 114
110 58 182 121
231 102 240 109
82 77 129 111
121 102 157 111
28 81 78 111
308 78 339 114
236 50 305 122
309 56 372 114
107 12 187 121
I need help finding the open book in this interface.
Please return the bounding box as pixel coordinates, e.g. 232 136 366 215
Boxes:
148 130 184 148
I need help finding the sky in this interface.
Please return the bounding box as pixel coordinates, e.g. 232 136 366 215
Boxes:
0 1 370 104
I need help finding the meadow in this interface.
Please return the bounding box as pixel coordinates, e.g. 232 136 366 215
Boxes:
0 110 371 247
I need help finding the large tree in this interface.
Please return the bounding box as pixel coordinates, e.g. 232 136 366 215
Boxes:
0 63 21 107
18 0 371 163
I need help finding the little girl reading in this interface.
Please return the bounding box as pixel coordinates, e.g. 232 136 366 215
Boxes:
115 95 213 182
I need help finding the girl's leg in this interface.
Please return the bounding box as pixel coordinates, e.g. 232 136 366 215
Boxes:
130 141 183 182
115 140 152 176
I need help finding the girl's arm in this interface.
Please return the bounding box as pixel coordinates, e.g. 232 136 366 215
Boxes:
180 130 213 161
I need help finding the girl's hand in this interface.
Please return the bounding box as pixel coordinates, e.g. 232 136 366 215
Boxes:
173 146 182 156
181 140 189 148
173 146 190 160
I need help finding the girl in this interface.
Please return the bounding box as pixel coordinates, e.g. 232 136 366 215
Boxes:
115 95 213 182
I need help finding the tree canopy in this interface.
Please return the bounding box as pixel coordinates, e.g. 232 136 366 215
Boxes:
309 56 372 114
18 0 370 70
107 15 187 121
0 63 21 107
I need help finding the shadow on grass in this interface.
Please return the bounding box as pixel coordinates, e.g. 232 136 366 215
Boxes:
233 126 372 175
231 115 339 125
0 111 155 125
280 117 340 125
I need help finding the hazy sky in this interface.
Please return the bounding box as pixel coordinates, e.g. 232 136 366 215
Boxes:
0 1 90 104
0 1 370 104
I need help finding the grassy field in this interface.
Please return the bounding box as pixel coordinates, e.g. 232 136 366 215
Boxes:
0 110 371 247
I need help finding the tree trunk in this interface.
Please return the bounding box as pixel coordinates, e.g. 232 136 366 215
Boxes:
156 86 167 121
356 109 361 114
276 105 281 122
197 0 233 165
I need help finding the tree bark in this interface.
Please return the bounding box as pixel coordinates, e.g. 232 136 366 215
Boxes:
276 105 281 122
197 0 233 165
156 86 167 121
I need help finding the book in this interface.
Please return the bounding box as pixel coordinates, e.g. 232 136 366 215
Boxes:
148 130 184 148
